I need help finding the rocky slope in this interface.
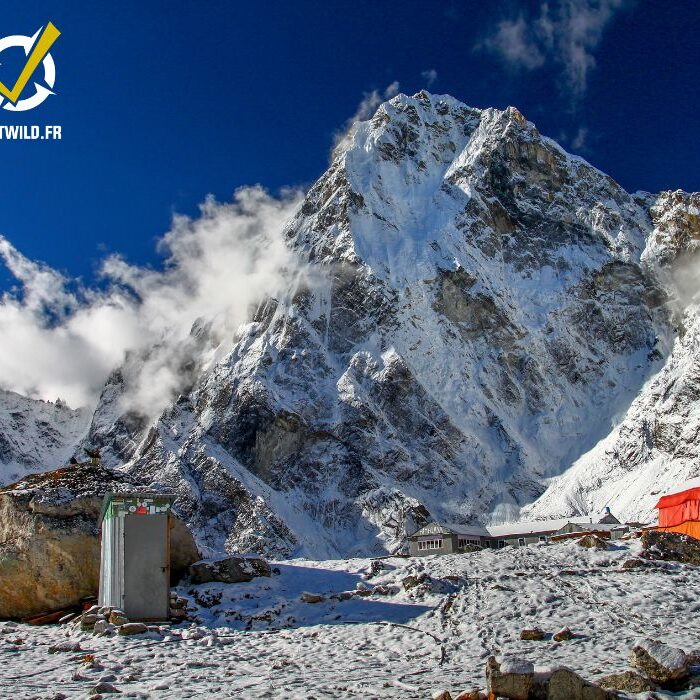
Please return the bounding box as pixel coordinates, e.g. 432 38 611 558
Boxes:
2 92 697 558
0 390 90 484
527 191 700 523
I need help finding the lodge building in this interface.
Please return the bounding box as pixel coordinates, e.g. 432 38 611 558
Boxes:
407 508 628 556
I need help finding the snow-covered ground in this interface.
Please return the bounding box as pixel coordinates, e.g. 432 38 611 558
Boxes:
2 539 699 698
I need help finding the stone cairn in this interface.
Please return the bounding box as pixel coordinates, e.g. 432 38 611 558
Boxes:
61 593 190 637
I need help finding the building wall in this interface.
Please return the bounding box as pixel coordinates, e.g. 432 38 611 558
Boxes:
409 534 458 556
501 534 550 547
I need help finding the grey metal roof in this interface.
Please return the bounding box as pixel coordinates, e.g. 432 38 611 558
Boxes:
410 521 490 538
98 490 176 525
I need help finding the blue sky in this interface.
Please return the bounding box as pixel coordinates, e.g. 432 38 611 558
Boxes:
1 0 699 288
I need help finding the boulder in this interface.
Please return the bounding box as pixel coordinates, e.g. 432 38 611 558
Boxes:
598 670 657 693
640 529 700 566
90 681 120 694
0 464 200 620
118 622 148 636
520 627 546 641
431 692 452 700
486 655 534 700
553 627 574 642
189 555 271 584
546 668 615 700
577 534 609 550
621 558 645 570
108 611 129 626
80 614 103 631
300 592 326 604
629 638 689 684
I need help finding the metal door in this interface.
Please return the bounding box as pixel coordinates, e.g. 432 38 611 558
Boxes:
123 513 169 620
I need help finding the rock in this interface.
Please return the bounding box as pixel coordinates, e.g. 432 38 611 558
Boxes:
454 691 486 699
401 573 429 590
599 670 657 693
90 682 120 695
300 592 326 604
641 529 700 566
431 691 452 700
486 655 534 700
577 534 609 550
621 558 645 569
520 627 546 641
547 667 615 700
687 650 700 667
629 638 689 683
48 641 81 654
80 613 102 631
0 463 200 620
366 560 386 578
553 627 574 642
108 611 129 626
189 555 271 584
93 620 109 635
117 622 148 636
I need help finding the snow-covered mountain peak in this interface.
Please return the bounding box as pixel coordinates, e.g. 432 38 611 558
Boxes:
2 93 698 558
0 390 90 484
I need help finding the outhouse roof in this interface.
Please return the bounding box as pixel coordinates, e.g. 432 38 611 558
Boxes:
99 490 176 525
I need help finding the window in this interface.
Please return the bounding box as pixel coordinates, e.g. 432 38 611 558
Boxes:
458 537 481 548
417 539 443 551
498 540 506 549
518 537 526 547
539 536 547 542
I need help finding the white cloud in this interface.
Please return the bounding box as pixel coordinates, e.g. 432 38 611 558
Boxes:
0 187 304 416
421 69 438 87
571 126 588 150
478 0 628 99
481 16 546 71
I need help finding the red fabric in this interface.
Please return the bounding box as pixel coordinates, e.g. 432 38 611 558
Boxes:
657 521 700 539
655 486 700 509
657 499 700 528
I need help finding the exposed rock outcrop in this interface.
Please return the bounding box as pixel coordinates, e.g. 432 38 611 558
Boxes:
189 555 271 584
640 529 700 565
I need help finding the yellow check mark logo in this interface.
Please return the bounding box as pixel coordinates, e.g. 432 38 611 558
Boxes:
0 22 60 104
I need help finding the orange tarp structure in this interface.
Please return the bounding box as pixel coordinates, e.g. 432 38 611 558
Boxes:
655 486 700 540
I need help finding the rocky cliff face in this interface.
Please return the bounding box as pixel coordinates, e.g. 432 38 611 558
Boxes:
527 191 700 523
2 92 697 557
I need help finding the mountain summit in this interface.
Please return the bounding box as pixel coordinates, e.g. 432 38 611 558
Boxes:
3 92 698 557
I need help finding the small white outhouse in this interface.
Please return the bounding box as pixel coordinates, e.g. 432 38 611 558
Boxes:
98 491 175 621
